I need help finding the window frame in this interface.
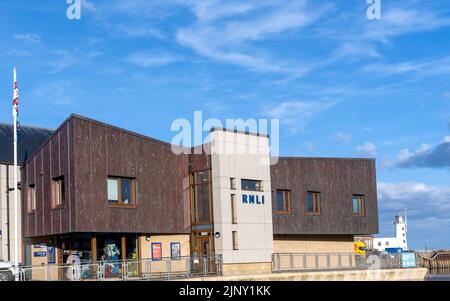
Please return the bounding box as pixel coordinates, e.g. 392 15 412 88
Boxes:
51 177 65 209
107 176 137 207
274 189 292 214
307 191 321 215
352 194 366 216
240 179 262 192
27 184 36 214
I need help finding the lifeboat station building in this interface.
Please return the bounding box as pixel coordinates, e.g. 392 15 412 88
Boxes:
21 114 378 275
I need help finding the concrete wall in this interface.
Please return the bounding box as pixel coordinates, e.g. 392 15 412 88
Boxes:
210 129 273 269
273 234 354 253
0 164 22 263
187 268 428 281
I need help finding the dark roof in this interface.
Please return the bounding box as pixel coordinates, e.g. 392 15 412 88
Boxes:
0 123 54 165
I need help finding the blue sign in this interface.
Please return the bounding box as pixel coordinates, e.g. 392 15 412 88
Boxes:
34 251 47 257
242 194 265 205
401 252 417 268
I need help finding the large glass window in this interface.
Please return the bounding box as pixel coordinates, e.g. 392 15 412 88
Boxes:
107 177 136 205
307 191 321 215
191 170 212 224
274 190 291 213
241 179 262 191
51 177 64 208
353 195 365 216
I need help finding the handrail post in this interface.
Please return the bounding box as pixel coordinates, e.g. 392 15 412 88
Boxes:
167 260 172 280
290 253 294 270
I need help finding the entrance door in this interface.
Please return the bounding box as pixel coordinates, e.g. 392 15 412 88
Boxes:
197 236 212 273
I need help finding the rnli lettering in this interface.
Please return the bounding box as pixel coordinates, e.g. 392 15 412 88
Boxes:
242 194 265 204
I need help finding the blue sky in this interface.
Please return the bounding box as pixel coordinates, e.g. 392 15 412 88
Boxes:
0 0 449 249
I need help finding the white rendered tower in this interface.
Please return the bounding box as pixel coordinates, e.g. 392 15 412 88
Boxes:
395 214 408 250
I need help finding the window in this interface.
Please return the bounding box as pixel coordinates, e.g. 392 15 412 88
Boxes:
274 190 291 214
232 231 238 250
51 177 64 208
231 194 237 224
352 195 365 216
241 179 262 191
191 170 212 224
230 178 236 190
307 191 321 215
107 177 136 205
27 184 36 213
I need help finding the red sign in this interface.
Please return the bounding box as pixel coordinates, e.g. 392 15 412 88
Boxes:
152 243 162 261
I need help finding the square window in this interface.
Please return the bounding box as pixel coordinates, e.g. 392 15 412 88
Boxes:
107 177 136 206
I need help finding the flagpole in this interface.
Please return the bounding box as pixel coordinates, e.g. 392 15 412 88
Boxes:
13 67 19 277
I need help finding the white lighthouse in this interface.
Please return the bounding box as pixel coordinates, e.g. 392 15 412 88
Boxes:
394 214 408 250
373 210 408 252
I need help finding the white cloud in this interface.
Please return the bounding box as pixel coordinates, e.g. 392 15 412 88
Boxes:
377 181 450 248
390 138 450 169
356 142 377 157
332 132 351 143
14 33 42 44
127 52 182 67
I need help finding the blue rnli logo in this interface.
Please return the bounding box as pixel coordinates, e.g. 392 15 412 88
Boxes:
242 194 265 205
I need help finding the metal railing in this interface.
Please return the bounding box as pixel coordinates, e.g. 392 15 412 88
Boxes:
272 252 407 273
14 255 222 281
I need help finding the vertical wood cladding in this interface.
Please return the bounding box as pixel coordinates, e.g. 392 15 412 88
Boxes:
22 115 191 238
72 117 190 234
271 158 379 235
22 122 73 238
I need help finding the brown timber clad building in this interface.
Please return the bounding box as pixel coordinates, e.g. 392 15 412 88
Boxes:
21 114 378 274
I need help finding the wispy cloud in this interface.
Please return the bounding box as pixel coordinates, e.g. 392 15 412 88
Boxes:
14 33 42 44
363 56 450 77
262 100 336 133
176 1 330 74
332 132 351 143
32 80 75 105
82 0 97 12
356 142 377 157
127 52 182 67
7 49 31 57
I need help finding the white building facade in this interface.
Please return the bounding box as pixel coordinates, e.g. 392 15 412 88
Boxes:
210 128 274 274
0 164 22 263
